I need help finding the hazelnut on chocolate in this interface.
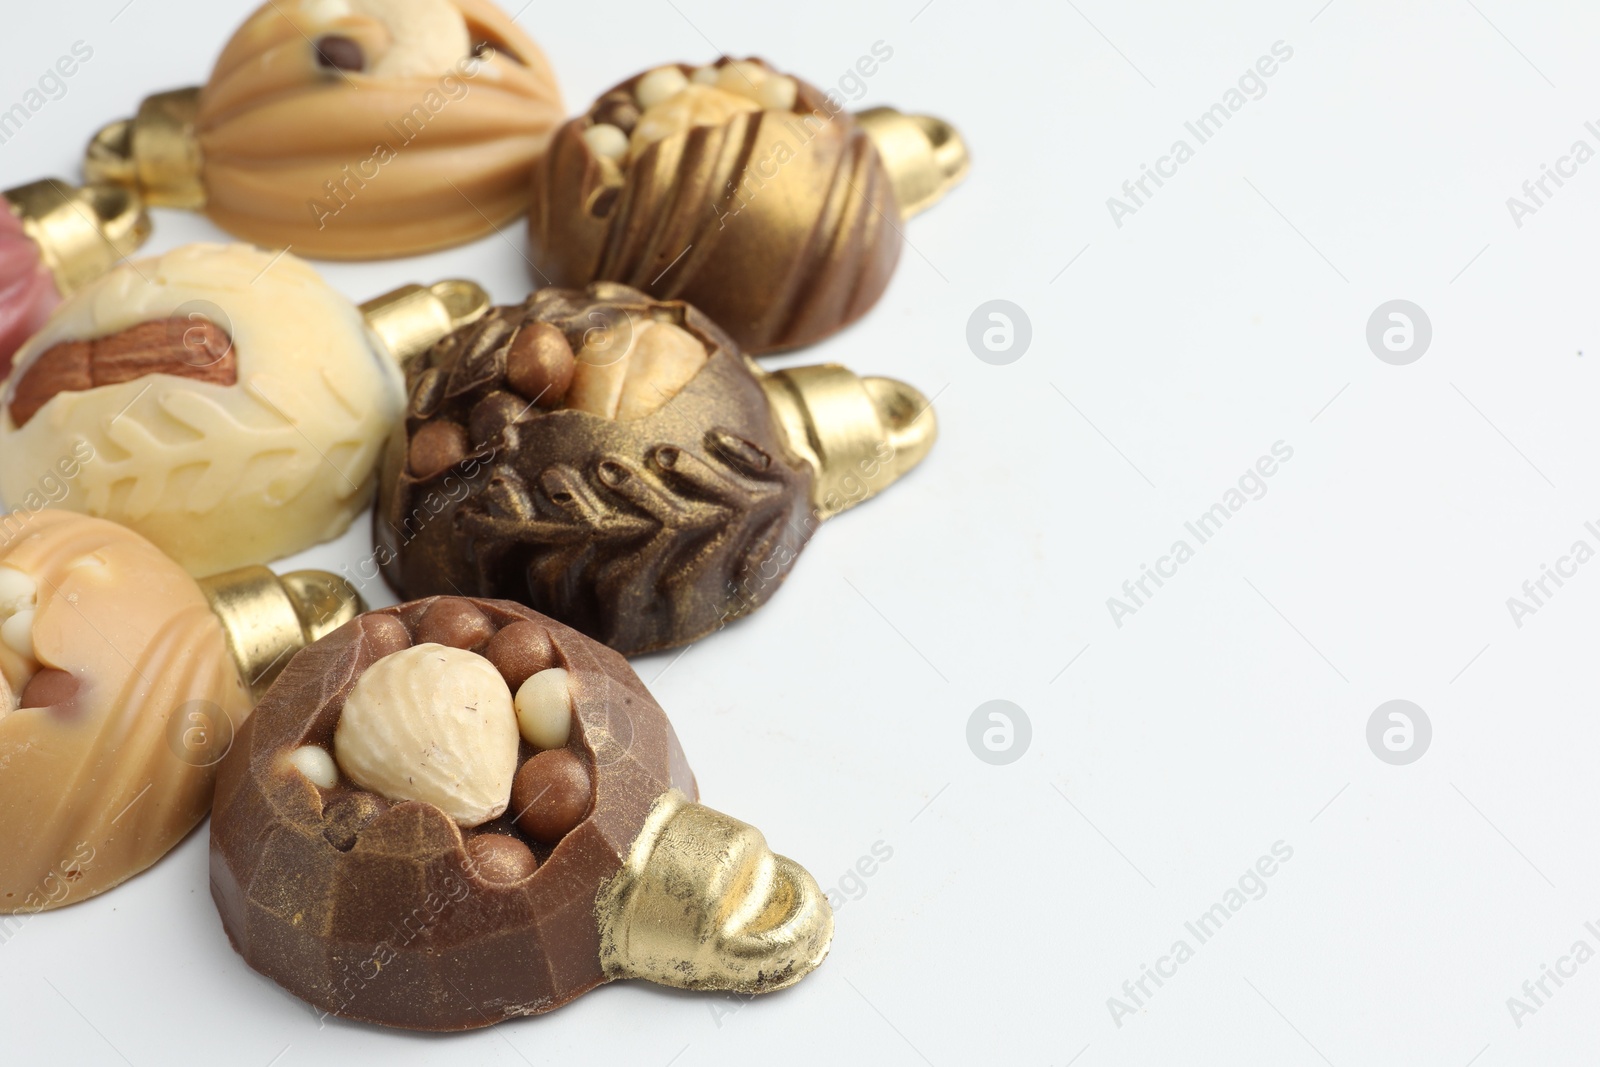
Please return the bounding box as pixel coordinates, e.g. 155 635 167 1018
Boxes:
528 57 969 353
210 597 833 1030
84 0 564 259
376 283 939 654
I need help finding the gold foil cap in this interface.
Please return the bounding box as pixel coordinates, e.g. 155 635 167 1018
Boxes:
85 87 206 210
762 364 937 520
597 790 833 993
3 179 151 297
361 280 492 370
198 566 363 699
856 107 970 218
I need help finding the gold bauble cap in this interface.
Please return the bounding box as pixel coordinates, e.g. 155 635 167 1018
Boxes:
360 279 492 370
198 566 363 698
762 363 937 520
856 106 971 218
3 178 151 297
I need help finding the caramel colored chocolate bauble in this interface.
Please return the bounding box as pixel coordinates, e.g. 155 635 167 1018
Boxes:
91 1 565 259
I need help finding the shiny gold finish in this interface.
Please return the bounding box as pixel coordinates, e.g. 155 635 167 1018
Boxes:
198 566 363 698
762 364 937 520
85 88 206 210
360 280 492 370
530 62 964 355
3 179 151 296
597 789 833 993
856 107 971 218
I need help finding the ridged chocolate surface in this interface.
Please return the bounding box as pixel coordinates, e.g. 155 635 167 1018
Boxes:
209 597 697 1031
527 60 903 354
197 0 564 258
375 283 816 654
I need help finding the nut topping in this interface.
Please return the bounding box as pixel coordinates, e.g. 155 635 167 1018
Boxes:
11 317 236 427
333 643 520 828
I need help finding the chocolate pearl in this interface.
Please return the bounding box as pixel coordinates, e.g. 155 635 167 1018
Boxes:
505 322 575 407
20 668 77 709
409 420 468 480
483 622 556 692
314 35 365 72
322 792 385 851
593 95 640 134
358 614 412 660
414 599 495 650
468 391 526 448
511 750 591 845
465 834 538 883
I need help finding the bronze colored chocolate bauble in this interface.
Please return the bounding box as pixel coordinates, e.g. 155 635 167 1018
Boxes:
375 282 936 654
527 58 967 354
375 284 814 653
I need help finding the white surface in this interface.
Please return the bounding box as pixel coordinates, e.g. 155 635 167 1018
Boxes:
4 1 1600 1064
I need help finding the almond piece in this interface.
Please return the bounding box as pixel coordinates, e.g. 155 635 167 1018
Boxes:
10 340 91 427
10 318 238 428
91 318 235 388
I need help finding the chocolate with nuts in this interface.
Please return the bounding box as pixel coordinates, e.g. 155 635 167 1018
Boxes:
84 0 564 259
210 597 832 1030
11 317 235 426
0 244 490 579
0 511 359 913
528 57 969 354
376 284 817 654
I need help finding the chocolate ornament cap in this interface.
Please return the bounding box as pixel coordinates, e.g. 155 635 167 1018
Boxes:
0 242 487 578
3 178 151 297
209 597 831 1030
0 511 364 914
199 566 364 698
82 0 564 259
375 282 936 654
527 57 969 354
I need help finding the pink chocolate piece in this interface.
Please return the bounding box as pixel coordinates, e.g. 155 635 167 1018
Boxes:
0 209 61 380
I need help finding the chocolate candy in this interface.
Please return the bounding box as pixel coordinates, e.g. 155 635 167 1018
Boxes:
466 834 538 883
414 597 495 649
528 58 968 354
83 0 564 259
0 511 360 913
0 244 487 578
376 283 937 654
484 621 554 691
510 749 591 844
210 597 833 1030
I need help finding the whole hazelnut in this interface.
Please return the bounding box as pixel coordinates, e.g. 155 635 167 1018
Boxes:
333 644 520 828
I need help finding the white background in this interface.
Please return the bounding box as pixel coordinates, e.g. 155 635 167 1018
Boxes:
4 1 1600 1064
